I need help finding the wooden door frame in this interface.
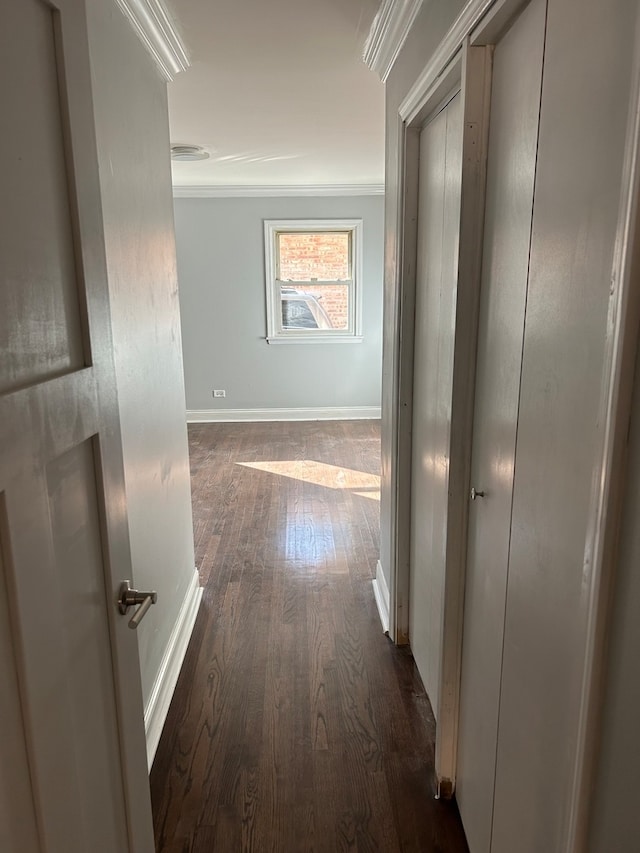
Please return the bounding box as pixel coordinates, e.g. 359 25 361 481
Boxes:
387 0 640 827
392 38 492 795
391 5 531 792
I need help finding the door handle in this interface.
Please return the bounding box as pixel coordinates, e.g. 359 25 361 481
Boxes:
118 580 157 629
470 487 486 501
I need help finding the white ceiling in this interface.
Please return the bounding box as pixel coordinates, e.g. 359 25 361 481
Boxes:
166 0 385 188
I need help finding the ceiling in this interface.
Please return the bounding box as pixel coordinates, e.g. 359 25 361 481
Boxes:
166 0 385 188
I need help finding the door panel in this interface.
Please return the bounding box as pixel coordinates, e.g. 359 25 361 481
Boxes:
455 2 546 851
409 93 463 711
1 0 85 394
46 441 129 849
0 528 40 853
0 0 154 850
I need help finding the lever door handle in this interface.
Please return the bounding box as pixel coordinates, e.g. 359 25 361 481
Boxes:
118 580 157 629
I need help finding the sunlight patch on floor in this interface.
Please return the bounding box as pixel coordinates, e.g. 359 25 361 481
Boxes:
237 459 380 496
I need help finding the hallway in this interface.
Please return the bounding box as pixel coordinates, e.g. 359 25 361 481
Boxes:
150 420 468 851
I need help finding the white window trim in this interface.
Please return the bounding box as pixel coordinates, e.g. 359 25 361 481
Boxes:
264 219 364 344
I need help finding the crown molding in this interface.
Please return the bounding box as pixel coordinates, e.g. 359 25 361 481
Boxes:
114 0 189 81
400 0 495 122
363 0 424 82
172 184 385 198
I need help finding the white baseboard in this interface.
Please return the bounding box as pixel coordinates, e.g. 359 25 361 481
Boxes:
187 406 381 423
144 568 202 769
372 559 390 634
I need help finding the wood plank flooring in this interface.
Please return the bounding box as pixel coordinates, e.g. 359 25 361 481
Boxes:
150 420 469 852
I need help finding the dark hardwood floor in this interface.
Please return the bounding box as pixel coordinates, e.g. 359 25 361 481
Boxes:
150 420 469 852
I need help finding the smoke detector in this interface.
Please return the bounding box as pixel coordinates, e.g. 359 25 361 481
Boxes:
171 144 209 162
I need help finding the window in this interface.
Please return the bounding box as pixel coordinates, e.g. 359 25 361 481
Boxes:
264 219 363 343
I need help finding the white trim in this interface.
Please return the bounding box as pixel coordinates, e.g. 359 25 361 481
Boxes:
186 407 381 423
172 184 385 199
399 0 494 121
144 568 202 769
390 113 415 647
566 14 640 851
263 219 364 342
372 561 390 633
114 0 189 81
266 335 363 345
363 0 424 82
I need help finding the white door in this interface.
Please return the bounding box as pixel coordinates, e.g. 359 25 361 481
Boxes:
455 1 546 851
409 92 463 711
0 1 154 851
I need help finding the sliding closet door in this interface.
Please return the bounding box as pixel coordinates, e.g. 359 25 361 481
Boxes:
455 2 546 851
409 92 463 711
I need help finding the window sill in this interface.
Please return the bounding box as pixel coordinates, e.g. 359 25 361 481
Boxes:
266 334 364 345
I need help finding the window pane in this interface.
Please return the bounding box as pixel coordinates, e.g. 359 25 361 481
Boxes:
278 232 350 281
280 285 349 331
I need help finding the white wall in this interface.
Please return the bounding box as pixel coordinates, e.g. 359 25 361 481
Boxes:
86 0 197 714
174 195 384 417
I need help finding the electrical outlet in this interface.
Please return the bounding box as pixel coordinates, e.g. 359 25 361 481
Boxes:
213 389 226 398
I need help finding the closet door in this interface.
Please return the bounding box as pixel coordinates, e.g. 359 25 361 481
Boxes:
409 92 463 711
455 2 546 851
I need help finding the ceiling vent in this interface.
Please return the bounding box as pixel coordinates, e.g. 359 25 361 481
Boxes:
171 144 209 162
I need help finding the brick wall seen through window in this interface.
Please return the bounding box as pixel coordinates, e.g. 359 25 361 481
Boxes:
277 232 350 329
